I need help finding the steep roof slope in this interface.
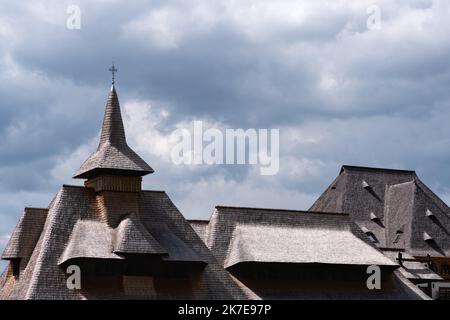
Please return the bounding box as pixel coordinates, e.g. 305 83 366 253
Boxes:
310 165 450 257
0 186 253 299
189 206 429 300
2 208 48 260
73 85 153 179
203 206 396 268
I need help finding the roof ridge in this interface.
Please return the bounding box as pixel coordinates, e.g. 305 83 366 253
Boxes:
386 179 417 187
141 189 166 194
415 178 450 214
62 184 86 189
24 207 49 211
215 205 348 216
341 165 416 174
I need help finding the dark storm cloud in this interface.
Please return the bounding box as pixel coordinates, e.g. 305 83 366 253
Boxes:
9 0 449 130
1 1 377 127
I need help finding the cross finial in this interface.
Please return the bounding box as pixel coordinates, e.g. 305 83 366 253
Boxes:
109 62 118 85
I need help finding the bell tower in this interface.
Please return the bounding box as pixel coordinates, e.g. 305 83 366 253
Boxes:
73 64 153 193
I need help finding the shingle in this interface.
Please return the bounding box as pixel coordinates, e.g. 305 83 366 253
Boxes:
144 224 205 263
113 213 167 255
73 85 153 179
384 181 415 249
188 220 209 242
2 208 48 260
59 220 123 265
224 223 397 268
192 205 430 300
311 165 450 257
0 185 249 299
204 206 396 268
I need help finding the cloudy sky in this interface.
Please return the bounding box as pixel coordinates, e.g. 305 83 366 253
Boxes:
2 0 450 269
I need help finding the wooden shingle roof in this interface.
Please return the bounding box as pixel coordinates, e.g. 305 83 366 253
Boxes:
113 213 167 255
1 186 249 299
224 223 397 268
311 165 450 257
2 208 48 260
188 206 430 299
197 206 397 268
73 85 153 179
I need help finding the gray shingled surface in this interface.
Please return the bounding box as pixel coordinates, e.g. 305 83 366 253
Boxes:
198 206 395 268
2 208 48 259
189 206 429 300
224 224 397 268
0 186 251 299
59 220 124 264
310 165 450 257
73 85 153 179
113 213 167 255
188 220 209 242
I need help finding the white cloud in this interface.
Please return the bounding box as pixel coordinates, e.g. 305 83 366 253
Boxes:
122 1 221 48
25 1 68 26
173 173 318 219
50 137 97 184
123 100 173 158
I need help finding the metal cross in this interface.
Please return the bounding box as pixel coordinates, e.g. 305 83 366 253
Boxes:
109 63 118 85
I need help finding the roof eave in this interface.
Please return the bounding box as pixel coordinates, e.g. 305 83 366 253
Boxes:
73 167 154 179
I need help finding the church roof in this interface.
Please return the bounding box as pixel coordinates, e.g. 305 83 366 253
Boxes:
58 214 169 266
188 206 430 299
310 165 450 257
195 206 397 269
2 208 48 260
224 223 396 268
73 85 153 179
112 213 167 256
59 220 125 264
0 186 249 299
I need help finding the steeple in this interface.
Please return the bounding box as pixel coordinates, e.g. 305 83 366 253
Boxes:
98 85 127 147
73 66 153 181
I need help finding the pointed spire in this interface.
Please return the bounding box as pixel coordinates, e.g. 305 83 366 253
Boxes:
98 85 127 147
73 67 153 179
